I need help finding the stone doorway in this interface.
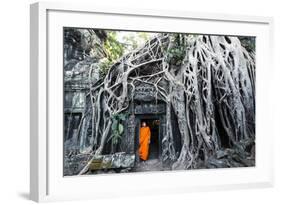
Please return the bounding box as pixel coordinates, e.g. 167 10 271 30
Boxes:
133 112 166 172
125 101 167 171
140 118 160 160
135 113 165 160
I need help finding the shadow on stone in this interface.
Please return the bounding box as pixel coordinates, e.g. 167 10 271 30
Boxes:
18 192 29 200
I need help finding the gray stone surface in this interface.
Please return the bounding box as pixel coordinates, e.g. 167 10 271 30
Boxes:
89 152 135 171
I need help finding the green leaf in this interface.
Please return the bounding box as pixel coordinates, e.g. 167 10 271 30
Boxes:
118 113 126 121
111 119 118 131
118 124 124 135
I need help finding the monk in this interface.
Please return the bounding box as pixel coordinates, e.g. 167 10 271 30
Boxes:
139 121 151 161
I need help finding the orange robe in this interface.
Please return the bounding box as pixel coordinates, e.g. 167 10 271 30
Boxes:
139 126 151 161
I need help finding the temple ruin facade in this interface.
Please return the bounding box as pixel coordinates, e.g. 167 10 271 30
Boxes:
63 28 256 176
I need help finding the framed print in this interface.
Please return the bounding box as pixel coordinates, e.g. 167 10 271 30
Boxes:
30 2 274 202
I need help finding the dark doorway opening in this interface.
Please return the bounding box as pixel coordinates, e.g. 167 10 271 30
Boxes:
140 119 160 160
214 105 231 148
64 112 82 141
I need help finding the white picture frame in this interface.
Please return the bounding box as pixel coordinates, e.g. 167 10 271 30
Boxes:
30 1 274 202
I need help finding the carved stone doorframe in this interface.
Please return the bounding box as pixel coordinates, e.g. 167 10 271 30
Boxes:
129 101 167 164
134 114 165 161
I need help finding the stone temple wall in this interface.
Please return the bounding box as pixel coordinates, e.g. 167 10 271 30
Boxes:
64 28 107 152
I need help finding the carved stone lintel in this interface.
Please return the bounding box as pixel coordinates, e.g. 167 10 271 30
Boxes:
134 103 166 114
